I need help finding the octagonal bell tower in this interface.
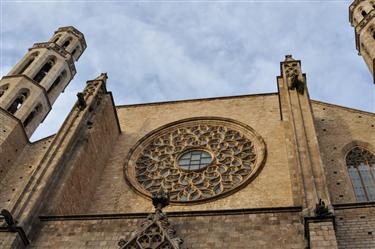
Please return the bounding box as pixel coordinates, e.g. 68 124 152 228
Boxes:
350 0 375 83
0 26 86 137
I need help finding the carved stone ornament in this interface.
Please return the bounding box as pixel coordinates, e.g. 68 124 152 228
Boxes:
284 62 305 94
124 117 266 204
118 190 183 249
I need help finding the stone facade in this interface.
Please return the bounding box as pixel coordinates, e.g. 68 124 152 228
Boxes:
1 1 375 248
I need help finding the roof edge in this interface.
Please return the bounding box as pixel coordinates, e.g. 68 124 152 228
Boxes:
116 92 278 109
311 100 375 116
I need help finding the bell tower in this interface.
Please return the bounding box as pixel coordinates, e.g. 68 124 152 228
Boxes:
0 26 86 137
349 0 375 83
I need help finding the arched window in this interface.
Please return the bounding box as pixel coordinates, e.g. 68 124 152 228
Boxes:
23 104 42 127
362 10 368 17
52 35 60 43
18 52 39 74
346 147 375 202
71 46 79 57
62 38 71 49
0 84 9 98
7 89 29 114
33 58 55 83
48 70 66 94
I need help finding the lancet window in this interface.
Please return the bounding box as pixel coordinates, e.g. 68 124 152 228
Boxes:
0 84 9 98
18 52 39 75
33 58 55 83
52 35 60 43
7 89 29 114
62 38 71 49
23 104 42 127
346 147 375 202
48 70 66 94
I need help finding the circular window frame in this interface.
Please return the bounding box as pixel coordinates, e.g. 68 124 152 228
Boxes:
123 116 267 205
176 148 214 172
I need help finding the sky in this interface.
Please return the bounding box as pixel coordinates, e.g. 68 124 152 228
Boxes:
1 0 374 142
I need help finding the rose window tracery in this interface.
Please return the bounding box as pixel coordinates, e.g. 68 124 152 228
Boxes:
124 118 266 203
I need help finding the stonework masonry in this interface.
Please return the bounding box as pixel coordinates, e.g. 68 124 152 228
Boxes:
1 2 375 248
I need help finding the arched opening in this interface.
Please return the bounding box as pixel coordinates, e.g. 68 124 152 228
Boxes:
362 10 367 17
7 89 29 114
62 38 72 49
23 104 42 127
48 70 66 94
18 52 39 74
52 35 60 43
33 58 55 83
346 147 375 202
71 46 79 57
0 84 9 98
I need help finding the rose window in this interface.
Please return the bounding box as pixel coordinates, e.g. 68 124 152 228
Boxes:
124 117 266 204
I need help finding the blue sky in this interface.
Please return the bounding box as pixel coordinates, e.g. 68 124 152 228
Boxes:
1 1 374 141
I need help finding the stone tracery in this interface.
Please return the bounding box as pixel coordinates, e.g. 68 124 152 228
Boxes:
125 118 266 203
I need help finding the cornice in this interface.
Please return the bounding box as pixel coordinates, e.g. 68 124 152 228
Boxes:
55 26 87 51
116 92 279 109
39 206 303 221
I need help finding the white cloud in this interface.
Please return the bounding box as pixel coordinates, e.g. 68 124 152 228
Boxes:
1 1 374 141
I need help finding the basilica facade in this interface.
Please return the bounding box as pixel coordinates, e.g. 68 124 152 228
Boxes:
0 0 375 248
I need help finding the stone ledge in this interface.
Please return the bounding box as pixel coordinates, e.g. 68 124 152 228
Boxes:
39 205 303 221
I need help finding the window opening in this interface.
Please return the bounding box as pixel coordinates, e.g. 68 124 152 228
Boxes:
0 84 9 98
346 147 375 202
18 52 38 74
33 59 55 83
52 35 60 43
48 70 66 94
62 38 71 49
7 89 29 114
23 104 42 127
178 150 212 171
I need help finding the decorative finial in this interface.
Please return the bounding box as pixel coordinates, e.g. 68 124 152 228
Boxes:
284 54 295 61
94 72 108 82
152 189 170 211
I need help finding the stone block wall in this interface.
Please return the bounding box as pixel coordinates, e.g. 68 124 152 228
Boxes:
335 204 375 249
45 94 121 215
30 209 305 249
312 101 375 204
88 94 295 214
308 220 338 249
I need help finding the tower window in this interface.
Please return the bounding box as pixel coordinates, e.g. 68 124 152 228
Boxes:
346 147 375 202
48 70 66 94
33 58 55 83
0 84 9 98
23 104 42 127
52 35 60 43
362 10 367 17
71 46 79 57
7 89 29 114
62 38 71 49
18 52 39 75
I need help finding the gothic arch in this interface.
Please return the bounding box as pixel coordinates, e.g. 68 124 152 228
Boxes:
344 143 375 202
0 84 9 98
6 88 30 114
33 56 56 83
18 52 39 75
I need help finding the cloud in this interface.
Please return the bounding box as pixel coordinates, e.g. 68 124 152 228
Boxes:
2 1 374 141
